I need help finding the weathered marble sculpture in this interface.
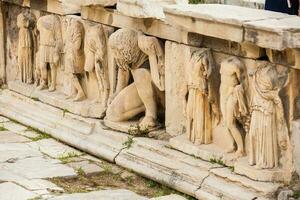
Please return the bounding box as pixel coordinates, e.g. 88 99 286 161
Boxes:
106 29 165 128
36 15 62 92
248 63 289 169
17 12 34 84
85 25 109 106
64 17 85 101
220 57 249 157
184 49 219 145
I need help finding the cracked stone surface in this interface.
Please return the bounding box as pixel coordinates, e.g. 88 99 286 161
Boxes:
0 118 188 200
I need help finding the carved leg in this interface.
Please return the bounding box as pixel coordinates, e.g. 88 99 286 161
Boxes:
132 68 157 128
94 64 105 104
48 63 56 92
106 83 145 122
72 74 86 102
226 96 244 157
37 62 47 90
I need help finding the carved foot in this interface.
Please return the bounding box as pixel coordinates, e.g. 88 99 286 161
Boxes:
65 93 76 100
73 92 86 102
48 85 56 92
194 139 204 146
37 83 47 90
139 116 157 129
234 150 245 158
225 146 236 154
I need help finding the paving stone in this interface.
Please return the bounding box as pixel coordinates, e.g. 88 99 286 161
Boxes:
67 161 104 175
0 143 42 163
197 176 269 200
49 189 148 200
16 179 63 192
210 167 282 195
1 121 28 133
0 168 27 182
2 157 76 179
28 138 83 159
17 130 40 139
0 182 38 200
0 131 30 143
81 154 103 163
151 194 187 200
0 116 10 123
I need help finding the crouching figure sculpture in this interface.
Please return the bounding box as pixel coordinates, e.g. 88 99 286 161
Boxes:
106 29 165 129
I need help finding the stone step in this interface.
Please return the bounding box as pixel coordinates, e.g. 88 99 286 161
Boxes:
0 90 128 163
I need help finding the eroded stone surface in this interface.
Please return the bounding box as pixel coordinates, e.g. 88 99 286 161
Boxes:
49 189 148 200
2 157 76 179
0 182 38 200
0 131 30 143
117 0 187 19
28 138 83 159
8 81 106 118
67 160 104 175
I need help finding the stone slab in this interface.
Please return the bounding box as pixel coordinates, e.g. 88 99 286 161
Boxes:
164 4 289 43
8 81 106 119
16 179 63 192
0 116 9 123
1 121 28 133
169 134 237 167
117 0 185 19
2 156 76 179
116 137 214 197
3 0 81 15
0 143 42 163
67 160 105 175
151 194 187 200
210 167 282 196
164 41 189 136
234 158 292 183
0 131 30 143
197 175 269 200
81 5 192 46
244 16 300 50
49 189 148 200
0 182 38 200
28 138 83 159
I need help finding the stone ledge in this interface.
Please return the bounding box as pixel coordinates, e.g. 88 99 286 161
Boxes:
163 4 299 50
2 0 80 15
8 81 106 119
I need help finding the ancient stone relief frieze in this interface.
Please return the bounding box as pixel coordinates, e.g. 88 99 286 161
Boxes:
85 24 110 107
64 16 85 102
36 14 62 92
183 49 220 145
17 12 35 84
105 29 165 133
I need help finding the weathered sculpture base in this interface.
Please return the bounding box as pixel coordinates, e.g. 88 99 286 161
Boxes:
8 81 106 118
104 119 162 135
170 134 291 183
234 158 292 183
0 89 284 199
169 134 238 166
